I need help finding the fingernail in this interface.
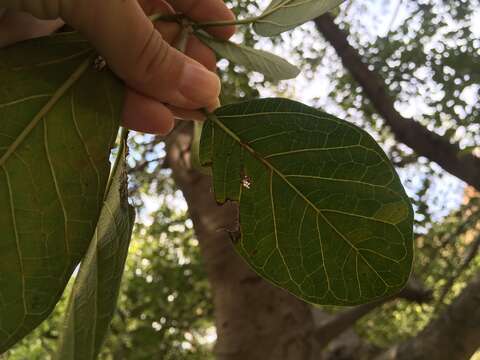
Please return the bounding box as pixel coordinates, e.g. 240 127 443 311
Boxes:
180 62 220 105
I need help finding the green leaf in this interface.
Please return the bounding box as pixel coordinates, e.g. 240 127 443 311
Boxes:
196 32 300 80
56 131 135 359
200 98 413 306
253 0 345 37
0 33 123 351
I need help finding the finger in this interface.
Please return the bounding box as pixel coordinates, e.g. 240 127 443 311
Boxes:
0 10 63 47
185 36 217 71
141 0 235 41
151 23 217 75
122 89 175 134
144 1 218 71
167 95 220 121
165 0 236 39
167 105 206 121
139 2 218 80
139 1 183 44
60 0 220 110
137 0 173 14
152 20 217 71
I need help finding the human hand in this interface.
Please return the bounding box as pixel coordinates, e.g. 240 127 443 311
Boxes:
0 9 64 47
0 0 236 134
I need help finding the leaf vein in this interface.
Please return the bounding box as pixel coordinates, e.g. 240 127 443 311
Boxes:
43 118 70 255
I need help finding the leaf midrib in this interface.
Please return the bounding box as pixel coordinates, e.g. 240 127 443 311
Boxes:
262 0 320 21
265 0 297 15
0 53 94 167
196 32 299 80
210 115 403 288
210 115 351 234
257 0 340 31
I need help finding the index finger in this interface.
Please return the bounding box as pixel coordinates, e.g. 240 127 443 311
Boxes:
165 0 236 39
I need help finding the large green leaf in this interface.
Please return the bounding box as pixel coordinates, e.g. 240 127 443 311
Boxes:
200 98 413 305
196 31 300 80
56 132 135 359
0 33 123 351
253 0 345 37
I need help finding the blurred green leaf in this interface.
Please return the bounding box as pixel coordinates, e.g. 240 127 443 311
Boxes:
197 32 300 80
0 33 123 352
56 132 135 360
253 0 344 36
200 98 413 305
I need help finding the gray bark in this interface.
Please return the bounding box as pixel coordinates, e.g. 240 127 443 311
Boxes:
166 126 320 360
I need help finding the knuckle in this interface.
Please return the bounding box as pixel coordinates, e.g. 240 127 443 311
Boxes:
133 29 169 83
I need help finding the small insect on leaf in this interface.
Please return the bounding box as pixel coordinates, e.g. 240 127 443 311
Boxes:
94 55 107 71
242 175 252 189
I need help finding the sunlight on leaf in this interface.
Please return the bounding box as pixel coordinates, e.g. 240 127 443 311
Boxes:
200 98 413 306
254 0 345 36
197 31 300 80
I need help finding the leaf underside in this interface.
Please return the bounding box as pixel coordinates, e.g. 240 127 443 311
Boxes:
57 136 135 359
253 0 345 37
0 33 123 351
200 98 413 306
196 31 300 81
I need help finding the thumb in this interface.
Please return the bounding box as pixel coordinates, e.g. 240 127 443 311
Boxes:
0 9 63 48
62 0 220 109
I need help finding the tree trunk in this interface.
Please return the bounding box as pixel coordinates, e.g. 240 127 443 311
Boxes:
166 126 319 360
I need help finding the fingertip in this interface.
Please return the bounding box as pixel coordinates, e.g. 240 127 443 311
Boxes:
221 7 237 40
206 98 221 113
178 61 221 108
225 24 237 40
208 9 237 40
122 89 175 135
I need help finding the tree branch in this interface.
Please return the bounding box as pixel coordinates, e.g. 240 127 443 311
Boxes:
375 272 480 360
314 14 480 191
314 279 432 348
